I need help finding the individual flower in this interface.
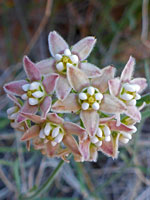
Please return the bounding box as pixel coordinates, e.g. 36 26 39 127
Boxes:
4 56 59 122
6 94 28 131
20 112 86 161
108 56 147 122
52 66 127 137
80 116 136 161
36 31 101 100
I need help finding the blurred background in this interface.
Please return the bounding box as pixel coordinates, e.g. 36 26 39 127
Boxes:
0 0 150 199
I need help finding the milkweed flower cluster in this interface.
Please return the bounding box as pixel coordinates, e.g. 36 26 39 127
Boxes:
4 31 148 162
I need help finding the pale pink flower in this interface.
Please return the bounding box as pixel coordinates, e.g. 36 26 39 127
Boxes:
80 116 136 161
4 56 59 122
6 94 28 131
108 56 147 122
52 66 127 137
20 112 86 161
36 31 101 100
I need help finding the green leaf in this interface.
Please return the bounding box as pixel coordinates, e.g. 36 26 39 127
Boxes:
136 93 150 107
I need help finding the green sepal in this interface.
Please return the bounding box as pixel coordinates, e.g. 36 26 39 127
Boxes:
26 78 30 82
17 98 23 106
26 120 31 128
80 119 85 129
82 60 87 63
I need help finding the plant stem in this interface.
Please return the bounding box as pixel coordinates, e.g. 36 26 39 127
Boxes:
20 159 64 200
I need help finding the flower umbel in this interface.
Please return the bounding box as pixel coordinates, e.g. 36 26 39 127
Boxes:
4 30 148 163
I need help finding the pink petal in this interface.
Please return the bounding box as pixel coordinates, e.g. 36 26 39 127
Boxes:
42 73 59 94
21 125 40 141
79 62 101 78
33 138 45 150
40 96 52 118
7 94 21 108
63 122 86 137
47 113 64 124
100 94 127 114
57 148 70 157
67 66 90 92
4 80 27 96
55 75 71 100
36 58 56 75
80 110 99 137
108 78 121 96
11 122 23 131
99 134 119 159
130 78 148 93
17 101 38 123
20 112 45 124
58 151 71 163
106 120 133 132
120 56 135 82
63 134 81 156
52 93 80 113
23 56 41 81
46 142 58 157
48 31 69 57
126 106 141 122
79 138 90 161
72 36 96 61
99 116 116 123
92 65 116 93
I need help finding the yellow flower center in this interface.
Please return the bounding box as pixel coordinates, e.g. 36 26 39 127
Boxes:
91 125 111 147
39 122 65 146
78 86 103 111
88 96 95 104
27 90 32 97
21 81 46 106
46 135 53 141
55 49 79 75
119 83 141 106
62 56 69 63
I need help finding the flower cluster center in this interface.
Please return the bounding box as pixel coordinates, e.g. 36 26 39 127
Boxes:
78 86 103 111
119 83 141 106
39 122 64 146
91 124 111 147
21 81 46 106
55 48 79 74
